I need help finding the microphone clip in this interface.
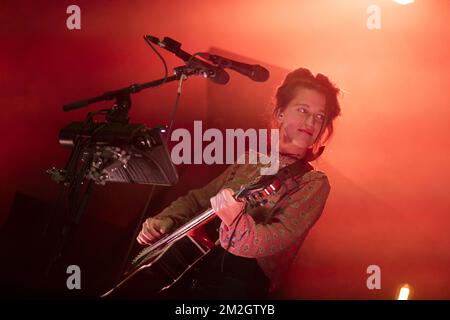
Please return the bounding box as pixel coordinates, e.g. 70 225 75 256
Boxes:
145 35 230 85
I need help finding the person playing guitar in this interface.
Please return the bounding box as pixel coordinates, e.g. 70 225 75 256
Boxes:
136 67 342 299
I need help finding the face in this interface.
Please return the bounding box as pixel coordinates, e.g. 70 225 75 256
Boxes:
276 87 327 151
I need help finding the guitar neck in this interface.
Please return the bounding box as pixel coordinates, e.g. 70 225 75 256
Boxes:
165 208 217 245
143 207 217 254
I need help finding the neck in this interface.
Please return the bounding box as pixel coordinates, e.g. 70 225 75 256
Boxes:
279 136 307 160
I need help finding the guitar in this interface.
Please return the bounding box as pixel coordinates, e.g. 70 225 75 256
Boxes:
101 175 282 298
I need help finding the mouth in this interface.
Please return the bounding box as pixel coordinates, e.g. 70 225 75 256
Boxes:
298 129 313 136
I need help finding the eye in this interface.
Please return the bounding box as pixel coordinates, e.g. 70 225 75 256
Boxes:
296 107 308 113
315 114 326 122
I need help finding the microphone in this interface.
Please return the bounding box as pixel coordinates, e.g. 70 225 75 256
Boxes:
197 53 270 82
145 35 229 85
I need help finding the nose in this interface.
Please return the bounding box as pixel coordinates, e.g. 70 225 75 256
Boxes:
303 113 316 127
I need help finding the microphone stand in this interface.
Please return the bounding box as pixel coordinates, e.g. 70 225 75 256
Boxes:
46 64 215 288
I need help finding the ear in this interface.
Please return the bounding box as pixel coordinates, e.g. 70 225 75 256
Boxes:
277 111 284 120
273 110 284 128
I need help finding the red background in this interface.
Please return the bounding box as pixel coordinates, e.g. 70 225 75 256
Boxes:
1 0 450 299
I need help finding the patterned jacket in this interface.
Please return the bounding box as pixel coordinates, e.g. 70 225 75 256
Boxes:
156 151 331 291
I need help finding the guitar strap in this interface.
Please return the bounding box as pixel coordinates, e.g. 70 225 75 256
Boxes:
255 155 314 189
275 157 313 182
274 144 326 182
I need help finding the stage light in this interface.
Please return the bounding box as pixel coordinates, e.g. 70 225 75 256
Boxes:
397 284 411 300
392 0 414 5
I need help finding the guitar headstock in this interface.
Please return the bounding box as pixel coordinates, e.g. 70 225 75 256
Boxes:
235 176 282 207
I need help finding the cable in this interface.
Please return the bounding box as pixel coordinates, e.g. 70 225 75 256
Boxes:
143 36 168 87
115 184 156 283
164 75 186 144
163 52 204 144
220 204 247 273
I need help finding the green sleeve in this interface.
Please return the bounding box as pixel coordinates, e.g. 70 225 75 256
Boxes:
155 163 239 226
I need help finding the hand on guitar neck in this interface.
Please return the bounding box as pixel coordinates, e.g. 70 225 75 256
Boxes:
136 188 244 245
137 217 175 245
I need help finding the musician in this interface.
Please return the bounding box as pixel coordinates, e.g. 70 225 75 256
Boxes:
137 67 342 299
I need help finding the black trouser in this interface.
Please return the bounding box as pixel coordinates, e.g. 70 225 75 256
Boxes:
157 246 270 300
